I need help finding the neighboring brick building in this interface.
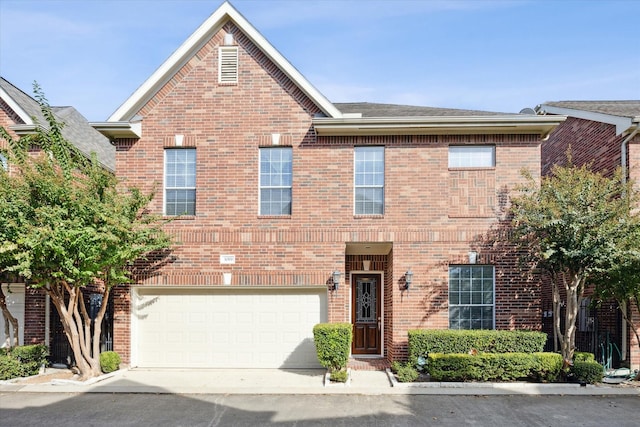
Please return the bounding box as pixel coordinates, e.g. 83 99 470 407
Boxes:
0 77 114 354
537 100 640 369
86 2 565 369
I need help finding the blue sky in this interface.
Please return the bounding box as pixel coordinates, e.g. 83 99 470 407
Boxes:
1 0 639 121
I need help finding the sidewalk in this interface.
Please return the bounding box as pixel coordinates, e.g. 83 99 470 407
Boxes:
1 368 639 395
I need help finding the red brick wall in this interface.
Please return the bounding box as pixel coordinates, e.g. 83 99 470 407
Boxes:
542 117 623 176
111 23 546 364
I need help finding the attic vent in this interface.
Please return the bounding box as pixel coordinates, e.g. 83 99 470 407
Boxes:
218 46 238 84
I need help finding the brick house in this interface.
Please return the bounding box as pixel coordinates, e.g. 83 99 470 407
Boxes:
0 77 114 353
85 2 568 369
537 101 640 369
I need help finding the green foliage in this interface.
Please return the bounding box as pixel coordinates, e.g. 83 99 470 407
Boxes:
329 369 349 383
313 323 352 371
0 344 49 380
531 352 563 382
571 361 604 384
393 362 420 383
510 159 640 362
573 352 595 363
0 355 27 380
427 352 560 382
0 84 172 379
408 329 546 365
99 351 121 373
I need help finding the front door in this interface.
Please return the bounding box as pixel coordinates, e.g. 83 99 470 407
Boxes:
352 274 381 355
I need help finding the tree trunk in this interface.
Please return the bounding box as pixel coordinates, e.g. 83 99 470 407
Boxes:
553 271 585 366
47 283 109 380
0 285 20 348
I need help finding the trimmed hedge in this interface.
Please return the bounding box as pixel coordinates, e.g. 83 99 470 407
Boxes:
408 329 547 365
571 360 603 384
427 352 563 382
313 323 352 372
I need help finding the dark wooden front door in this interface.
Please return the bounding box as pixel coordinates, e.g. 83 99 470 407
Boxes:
352 274 381 354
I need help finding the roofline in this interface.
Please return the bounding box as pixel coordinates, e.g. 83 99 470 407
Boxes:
0 85 34 125
108 1 341 122
312 115 566 137
537 104 636 135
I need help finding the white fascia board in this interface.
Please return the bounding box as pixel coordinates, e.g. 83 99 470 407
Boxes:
90 121 142 139
109 2 341 122
538 104 633 136
313 115 566 136
0 86 33 125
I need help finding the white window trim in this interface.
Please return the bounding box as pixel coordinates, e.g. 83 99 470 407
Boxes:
448 265 496 330
258 147 292 216
448 145 496 168
163 148 196 216
354 146 385 215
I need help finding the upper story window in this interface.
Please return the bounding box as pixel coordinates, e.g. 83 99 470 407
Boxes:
448 146 495 168
354 146 384 215
448 265 495 330
218 46 238 84
259 147 292 215
164 148 196 216
0 153 7 171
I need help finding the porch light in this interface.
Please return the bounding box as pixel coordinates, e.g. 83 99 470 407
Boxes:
404 269 413 290
332 271 341 291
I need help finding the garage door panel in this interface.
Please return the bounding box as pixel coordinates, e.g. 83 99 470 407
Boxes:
135 288 326 368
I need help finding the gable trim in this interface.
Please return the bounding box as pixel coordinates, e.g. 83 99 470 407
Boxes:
537 104 634 136
108 1 341 122
0 86 33 126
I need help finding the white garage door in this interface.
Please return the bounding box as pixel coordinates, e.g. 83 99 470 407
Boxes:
133 287 327 368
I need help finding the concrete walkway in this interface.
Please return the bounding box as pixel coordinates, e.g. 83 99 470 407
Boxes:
1 368 639 395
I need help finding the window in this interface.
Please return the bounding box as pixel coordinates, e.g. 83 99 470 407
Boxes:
219 46 238 84
259 147 292 215
0 153 7 171
354 146 384 215
164 148 196 216
448 146 495 168
449 265 494 329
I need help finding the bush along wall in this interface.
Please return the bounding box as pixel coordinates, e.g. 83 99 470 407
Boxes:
408 329 547 367
0 344 49 380
313 323 352 382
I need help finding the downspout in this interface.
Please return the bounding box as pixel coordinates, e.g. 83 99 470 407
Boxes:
619 123 639 362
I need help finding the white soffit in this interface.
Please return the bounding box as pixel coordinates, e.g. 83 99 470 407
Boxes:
108 1 341 122
539 104 633 136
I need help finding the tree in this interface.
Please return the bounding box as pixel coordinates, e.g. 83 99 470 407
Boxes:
510 159 640 365
0 84 171 379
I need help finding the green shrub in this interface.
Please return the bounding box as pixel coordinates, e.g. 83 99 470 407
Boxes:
100 351 121 373
531 352 563 382
571 361 603 384
573 352 595 363
329 369 349 383
408 329 546 366
395 363 420 383
0 354 28 380
313 323 352 372
427 352 563 382
11 344 48 366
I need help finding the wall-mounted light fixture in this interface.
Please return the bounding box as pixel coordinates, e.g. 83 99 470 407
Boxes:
403 269 413 291
468 251 478 264
332 271 341 291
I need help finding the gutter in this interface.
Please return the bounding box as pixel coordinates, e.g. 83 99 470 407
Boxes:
313 115 566 137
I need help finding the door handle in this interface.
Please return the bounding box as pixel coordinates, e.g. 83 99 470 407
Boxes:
377 317 381 330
